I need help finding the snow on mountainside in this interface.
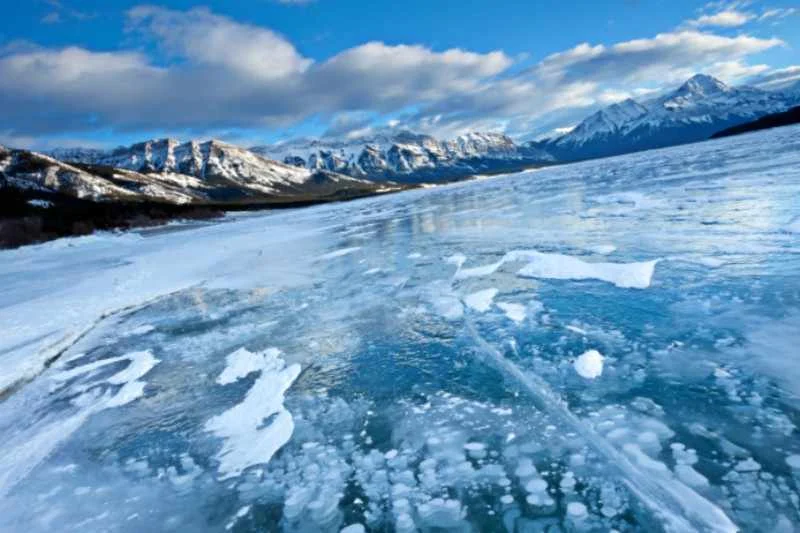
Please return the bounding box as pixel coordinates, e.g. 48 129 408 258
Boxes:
546 74 800 160
4 140 396 206
252 131 554 183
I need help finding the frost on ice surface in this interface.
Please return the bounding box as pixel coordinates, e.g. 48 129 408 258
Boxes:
574 349 605 379
1 126 800 532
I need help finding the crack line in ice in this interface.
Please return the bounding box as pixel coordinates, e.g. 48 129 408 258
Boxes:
463 318 737 533
205 347 301 479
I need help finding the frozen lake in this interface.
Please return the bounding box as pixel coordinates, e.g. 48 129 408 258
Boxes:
1 126 799 532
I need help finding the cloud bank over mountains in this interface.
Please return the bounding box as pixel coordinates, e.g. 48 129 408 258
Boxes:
0 3 796 147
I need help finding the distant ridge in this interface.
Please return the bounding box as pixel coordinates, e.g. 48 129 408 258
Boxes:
711 105 800 139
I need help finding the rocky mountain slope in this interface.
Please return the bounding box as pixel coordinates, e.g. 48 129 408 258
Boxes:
16 139 397 205
252 131 554 183
543 74 800 160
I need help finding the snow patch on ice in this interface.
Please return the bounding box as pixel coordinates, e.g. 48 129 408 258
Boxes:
447 249 658 289
217 347 280 385
574 350 604 379
515 251 658 289
205 347 300 479
463 289 498 312
496 302 526 323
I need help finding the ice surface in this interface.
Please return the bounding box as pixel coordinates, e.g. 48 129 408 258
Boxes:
1 126 800 531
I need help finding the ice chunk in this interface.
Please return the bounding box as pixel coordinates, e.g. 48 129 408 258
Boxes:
463 289 498 312
205 347 301 479
574 350 604 379
340 524 365 533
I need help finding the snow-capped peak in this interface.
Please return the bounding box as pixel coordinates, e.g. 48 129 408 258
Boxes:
676 74 731 98
549 73 799 160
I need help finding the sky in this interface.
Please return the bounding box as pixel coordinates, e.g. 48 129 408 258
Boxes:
0 0 799 150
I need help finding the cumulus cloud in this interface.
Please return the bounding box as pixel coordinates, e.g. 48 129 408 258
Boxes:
0 6 512 136
127 6 311 79
0 5 789 144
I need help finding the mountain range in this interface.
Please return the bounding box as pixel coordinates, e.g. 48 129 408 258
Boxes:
3 139 397 206
251 131 554 183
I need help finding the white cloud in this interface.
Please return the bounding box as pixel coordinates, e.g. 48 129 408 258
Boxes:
535 31 782 85
687 10 754 27
127 6 311 80
0 5 790 145
0 6 512 136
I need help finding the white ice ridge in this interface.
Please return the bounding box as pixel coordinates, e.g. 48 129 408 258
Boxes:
0 350 160 499
453 250 658 289
463 319 737 533
205 347 301 479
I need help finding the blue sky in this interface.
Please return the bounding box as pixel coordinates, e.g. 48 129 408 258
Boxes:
1 0 798 149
